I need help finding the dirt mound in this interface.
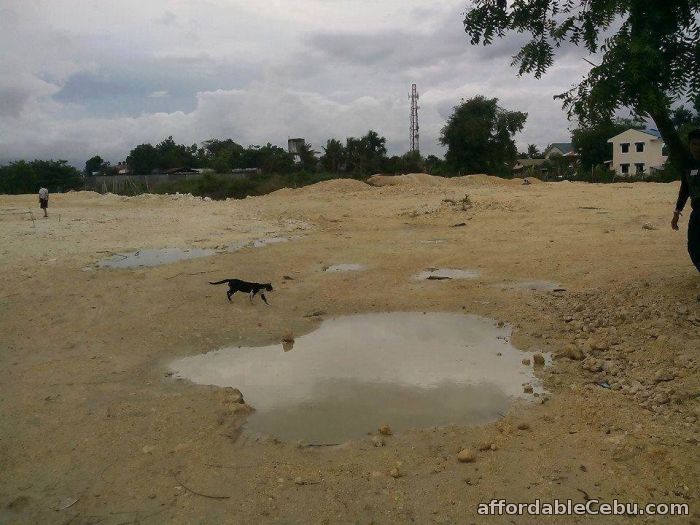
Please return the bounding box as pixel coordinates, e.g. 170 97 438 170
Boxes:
367 173 450 187
271 178 371 197
304 178 371 193
451 174 543 187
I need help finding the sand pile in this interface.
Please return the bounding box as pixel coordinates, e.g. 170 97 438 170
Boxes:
451 174 543 187
271 178 371 197
367 173 450 187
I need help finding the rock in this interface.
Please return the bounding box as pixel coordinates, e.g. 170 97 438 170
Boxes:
642 223 657 230
457 449 477 463
523 385 534 394
379 425 393 436
222 387 245 404
654 370 675 383
522 358 531 366
490 443 498 451
533 354 546 366
371 436 385 447
517 422 530 431
389 462 403 478
142 445 158 454
557 347 584 361
294 477 304 485
476 441 493 451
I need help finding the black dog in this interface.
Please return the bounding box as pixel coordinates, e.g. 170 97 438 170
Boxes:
209 279 273 305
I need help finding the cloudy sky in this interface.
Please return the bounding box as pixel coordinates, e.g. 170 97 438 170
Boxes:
0 0 593 166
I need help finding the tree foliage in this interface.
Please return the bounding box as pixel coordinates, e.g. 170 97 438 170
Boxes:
463 0 700 171
85 155 110 175
0 160 83 194
345 130 387 174
439 96 527 175
320 139 346 172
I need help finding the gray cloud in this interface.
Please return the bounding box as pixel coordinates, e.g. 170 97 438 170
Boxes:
0 0 594 166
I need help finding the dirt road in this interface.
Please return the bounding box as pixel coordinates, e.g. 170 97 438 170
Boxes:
1 175 698 524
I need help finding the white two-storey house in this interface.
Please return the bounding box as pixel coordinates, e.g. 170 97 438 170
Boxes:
607 129 668 176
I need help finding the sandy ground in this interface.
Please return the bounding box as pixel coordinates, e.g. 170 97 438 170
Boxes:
0 175 698 524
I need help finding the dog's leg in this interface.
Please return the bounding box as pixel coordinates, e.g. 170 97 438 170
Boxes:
227 288 236 302
249 291 255 303
260 293 270 306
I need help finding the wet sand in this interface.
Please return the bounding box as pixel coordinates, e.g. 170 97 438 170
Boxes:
0 175 698 524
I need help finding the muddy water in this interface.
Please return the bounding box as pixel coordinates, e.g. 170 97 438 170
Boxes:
493 280 562 291
98 236 304 268
324 264 368 272
414 268 480 280
170 313 544 443
98 248 216 268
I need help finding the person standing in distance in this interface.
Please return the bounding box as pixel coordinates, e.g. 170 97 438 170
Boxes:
38 187 49 218
672 128 700 273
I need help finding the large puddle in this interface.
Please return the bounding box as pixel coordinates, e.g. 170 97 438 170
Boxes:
170 313 544 443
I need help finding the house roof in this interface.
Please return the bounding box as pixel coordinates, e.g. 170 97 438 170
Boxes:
608 128 664 142
641 128 662 139
546 143 574 155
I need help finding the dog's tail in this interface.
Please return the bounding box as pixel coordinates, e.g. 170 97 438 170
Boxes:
209 279 230 285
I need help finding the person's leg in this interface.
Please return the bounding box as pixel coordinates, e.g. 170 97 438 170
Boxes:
688 209 700 273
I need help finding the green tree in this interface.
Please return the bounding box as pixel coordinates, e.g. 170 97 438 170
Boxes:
463 0 700 172
425 154 445 175
320 139 345 172
84 155 110 176
203 139 245 172
439 96 527 175
155 136 198 169
0 160 83 194
296 142 318 171
571 117 645 171
526 144 542 158
241 144 294 173
126 143 159 174
345 130 387 174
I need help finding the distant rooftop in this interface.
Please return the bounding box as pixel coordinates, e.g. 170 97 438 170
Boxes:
642 129 663 139
546 143 574 155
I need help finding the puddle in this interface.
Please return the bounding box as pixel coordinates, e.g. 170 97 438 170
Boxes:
493 280 562 292
251 237 290 248
324 264 368 272
98 236 303 268
414 268 480 281
98 248 216 268
170 313 545 443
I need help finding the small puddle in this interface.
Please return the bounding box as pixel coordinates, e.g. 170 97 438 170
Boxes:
170 313 545 443
324 264 367 273
414 268 480 281
251 237 290 248
493 280 562 292
98 248 216 269
98 236 303 268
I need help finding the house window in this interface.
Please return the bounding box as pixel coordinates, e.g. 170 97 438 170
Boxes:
662 144 668 156
621 143 630 153
635 163 645 174
635 142 644 152
621 163 630 175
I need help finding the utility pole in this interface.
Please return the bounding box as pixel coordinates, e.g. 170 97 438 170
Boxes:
409 84 420 154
